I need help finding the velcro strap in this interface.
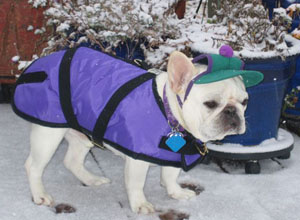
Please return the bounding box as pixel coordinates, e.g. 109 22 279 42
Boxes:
159 135 208 156
16 71 47 85
92 72 156 144
58 47 81 131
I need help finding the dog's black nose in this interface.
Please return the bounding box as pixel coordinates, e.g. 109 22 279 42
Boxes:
223 105 236 116
222 105 240 130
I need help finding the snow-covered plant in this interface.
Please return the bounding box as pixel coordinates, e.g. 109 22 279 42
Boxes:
25 0 300 70
142 0 298 69
207 0 292 53
287 3 300 19
39 0 180 60
28 0 48 8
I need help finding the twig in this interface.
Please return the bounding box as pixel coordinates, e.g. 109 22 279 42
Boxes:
214 158 230 173
271 158 285 169
89 148 106 176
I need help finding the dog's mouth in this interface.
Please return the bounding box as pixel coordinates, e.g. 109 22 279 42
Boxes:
224 126 245 136
224 119 244 133
201 117 245 141
223 117 246 137
220 105 246 135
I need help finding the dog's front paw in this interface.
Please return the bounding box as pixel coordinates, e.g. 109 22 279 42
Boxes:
169 187 196 200
32 192 54 206
131 201 155 214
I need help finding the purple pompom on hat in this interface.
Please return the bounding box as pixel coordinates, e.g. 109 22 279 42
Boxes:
219 45 234 58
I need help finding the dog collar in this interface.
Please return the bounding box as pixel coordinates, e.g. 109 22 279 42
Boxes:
163 84 185 132
176 45 264 108
162 84 208 158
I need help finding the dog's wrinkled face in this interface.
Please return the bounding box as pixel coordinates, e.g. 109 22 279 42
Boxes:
183 76 248 142
167 52 248 142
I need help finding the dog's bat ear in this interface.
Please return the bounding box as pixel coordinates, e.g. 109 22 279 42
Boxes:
167 51 195 94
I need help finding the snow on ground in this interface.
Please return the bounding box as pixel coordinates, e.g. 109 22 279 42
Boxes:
1 103 300 220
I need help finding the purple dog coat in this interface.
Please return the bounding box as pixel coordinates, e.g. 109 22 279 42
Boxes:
12 47 206 171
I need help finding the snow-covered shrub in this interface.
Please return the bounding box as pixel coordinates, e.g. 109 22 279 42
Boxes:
189 0 293 57
28 0 48 8
142 0 298 68
287 3 300 39
26 0 300 70
38 0 180 61
287 3 300 19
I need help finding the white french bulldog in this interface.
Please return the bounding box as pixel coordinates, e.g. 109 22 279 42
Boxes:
25 51 248 214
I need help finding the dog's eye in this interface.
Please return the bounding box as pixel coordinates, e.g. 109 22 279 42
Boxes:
204 101 218 109
241 99 248 106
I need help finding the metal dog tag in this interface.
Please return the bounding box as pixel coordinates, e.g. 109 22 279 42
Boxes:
165 132 186 152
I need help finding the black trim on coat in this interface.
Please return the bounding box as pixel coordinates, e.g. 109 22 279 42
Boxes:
11 102 69 128
104 137 203 172
80 127 202 171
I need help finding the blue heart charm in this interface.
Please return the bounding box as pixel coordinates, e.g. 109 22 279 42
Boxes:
165 132 186 152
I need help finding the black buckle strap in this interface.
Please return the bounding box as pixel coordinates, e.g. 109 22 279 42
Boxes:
133 59 151 70
159 134 208 156
92 72 156 145
16 71 47 85
58 47 81 132
58 46 155 142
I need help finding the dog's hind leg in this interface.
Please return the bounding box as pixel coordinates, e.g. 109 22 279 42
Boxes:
25 124 67 206
63 129 110 186
161 166 196 200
